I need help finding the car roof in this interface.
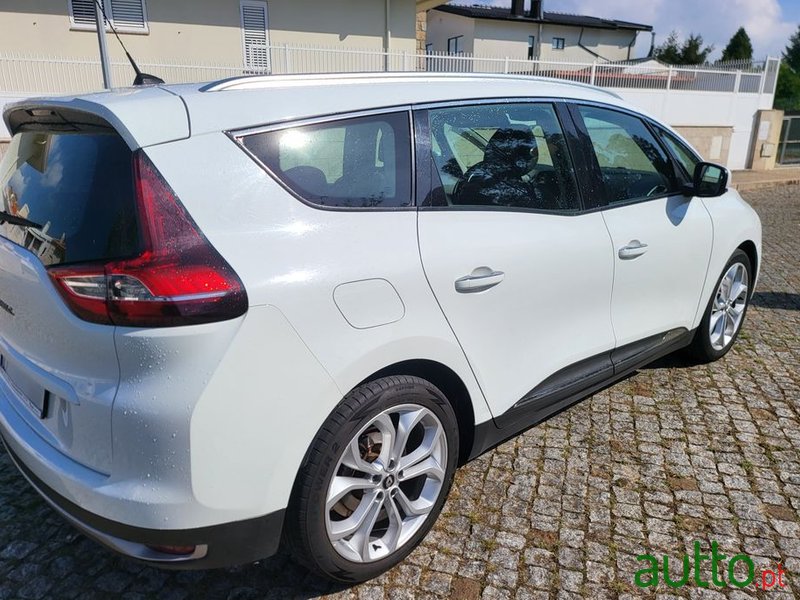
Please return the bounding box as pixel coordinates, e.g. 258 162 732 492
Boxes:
170 72 630 136
5 73 644 148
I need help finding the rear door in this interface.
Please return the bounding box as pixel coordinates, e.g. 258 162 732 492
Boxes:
568 104 713 347
415 101 616 419
0 127 139 473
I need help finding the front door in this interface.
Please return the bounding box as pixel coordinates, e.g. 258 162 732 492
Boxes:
570 104 713 347
415 101 616 417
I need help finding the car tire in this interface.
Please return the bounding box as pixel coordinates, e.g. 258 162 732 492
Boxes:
688 249 752 363
285 375 459 583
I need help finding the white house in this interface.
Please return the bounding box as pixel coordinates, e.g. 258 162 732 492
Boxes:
0 0 445 68
426 0 653 62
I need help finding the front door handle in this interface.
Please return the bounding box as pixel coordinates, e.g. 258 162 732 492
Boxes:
454 267 505 293
618 240 649 260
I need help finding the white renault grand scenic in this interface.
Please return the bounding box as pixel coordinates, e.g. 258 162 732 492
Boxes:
0 73 761 582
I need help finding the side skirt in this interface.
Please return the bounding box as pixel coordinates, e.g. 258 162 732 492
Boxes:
468 328 695 460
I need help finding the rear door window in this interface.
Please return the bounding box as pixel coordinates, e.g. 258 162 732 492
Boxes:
241 112 412 208
0 131 139 267
426 102 581 211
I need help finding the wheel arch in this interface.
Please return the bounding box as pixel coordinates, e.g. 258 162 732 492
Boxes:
737 240 759 296
358 360 475 465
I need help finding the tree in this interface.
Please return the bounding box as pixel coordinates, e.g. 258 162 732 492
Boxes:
720 28 753 62
654 31 682 64
654 31 714 65
784 25 800 73
775 62 800 112
680 34 714 65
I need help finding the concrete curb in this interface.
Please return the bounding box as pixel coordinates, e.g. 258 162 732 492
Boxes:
731 179 800 192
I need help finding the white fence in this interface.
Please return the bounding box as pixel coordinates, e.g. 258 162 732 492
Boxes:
0 47 780 97
0 53 244 95
0 47 781 169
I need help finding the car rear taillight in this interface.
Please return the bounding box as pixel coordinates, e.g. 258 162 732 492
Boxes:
48 152 248 327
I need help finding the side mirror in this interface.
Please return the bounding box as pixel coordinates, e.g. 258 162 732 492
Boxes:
684 162 728 198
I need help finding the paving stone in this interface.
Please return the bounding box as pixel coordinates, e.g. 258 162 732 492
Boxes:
0 186 798 597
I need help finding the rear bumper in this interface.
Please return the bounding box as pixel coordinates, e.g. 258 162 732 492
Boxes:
1 435 284 569
0 304 343 568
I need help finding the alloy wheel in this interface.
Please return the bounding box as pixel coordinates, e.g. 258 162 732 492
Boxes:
325 404 448 563
709 261 749 351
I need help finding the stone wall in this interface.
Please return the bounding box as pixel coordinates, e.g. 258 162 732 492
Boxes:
416 10 427 53
749 109 784 170
673 126 733 167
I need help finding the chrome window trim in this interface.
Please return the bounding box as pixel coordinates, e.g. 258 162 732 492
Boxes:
413 96 567 111
227 96 650 137
226 96 701 214
228 104 414 139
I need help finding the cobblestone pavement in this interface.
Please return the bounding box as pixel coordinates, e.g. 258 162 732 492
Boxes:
1 186 799 600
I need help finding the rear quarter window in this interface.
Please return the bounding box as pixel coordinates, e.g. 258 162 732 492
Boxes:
0 131 139 267
239 112 412 208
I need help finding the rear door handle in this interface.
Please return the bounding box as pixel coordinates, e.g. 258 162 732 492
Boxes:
454 267 505 293
618 240 648 260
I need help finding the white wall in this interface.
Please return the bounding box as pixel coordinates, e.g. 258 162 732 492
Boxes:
428 11 638 63
0 0 417 63
426 11 475 53
617 89 773 170
472 19 531 58
538 24 635 62
0 88 771 169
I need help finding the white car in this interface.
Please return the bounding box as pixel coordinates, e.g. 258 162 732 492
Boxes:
0 73 761 582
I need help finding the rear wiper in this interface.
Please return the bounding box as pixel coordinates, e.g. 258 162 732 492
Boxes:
0 211 43 230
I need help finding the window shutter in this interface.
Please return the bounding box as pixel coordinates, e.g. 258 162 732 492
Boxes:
241 2 271 71
109 0 147 31
69 0 147 31
70 0 100 26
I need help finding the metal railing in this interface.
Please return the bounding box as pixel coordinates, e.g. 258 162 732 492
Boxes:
0 53 245 94
0 47 781 97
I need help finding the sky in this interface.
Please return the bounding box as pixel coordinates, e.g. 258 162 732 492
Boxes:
472 0 800 60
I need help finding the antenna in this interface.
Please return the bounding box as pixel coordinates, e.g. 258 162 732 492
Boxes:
93 0 165 86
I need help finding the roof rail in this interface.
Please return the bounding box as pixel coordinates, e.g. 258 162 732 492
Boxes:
201 71 622 99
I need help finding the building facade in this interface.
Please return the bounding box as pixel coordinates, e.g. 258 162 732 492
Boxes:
427 1 652 62
0 0 428 67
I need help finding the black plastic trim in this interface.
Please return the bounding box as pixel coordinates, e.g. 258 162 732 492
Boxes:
0 437 285 570
508 353 613 417
611 328 688 372
555 101 605 210
412 108 438 208
470 327 694 459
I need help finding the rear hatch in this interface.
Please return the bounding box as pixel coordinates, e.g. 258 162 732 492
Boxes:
0 126 138 474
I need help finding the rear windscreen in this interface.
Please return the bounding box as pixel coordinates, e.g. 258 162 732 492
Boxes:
0 131 140 267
